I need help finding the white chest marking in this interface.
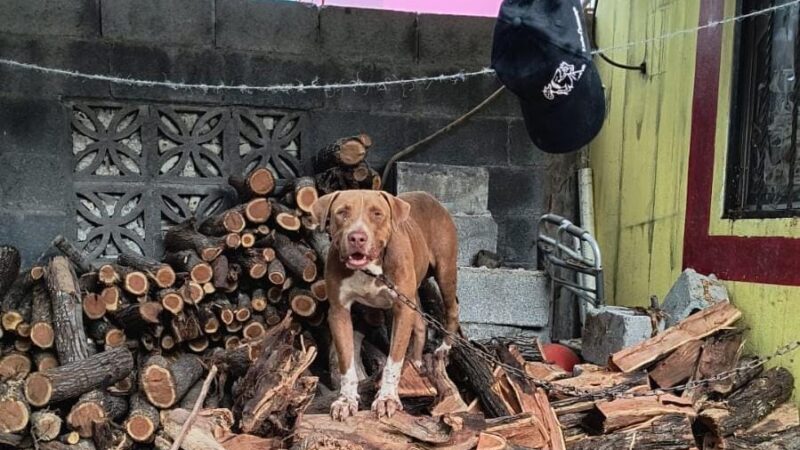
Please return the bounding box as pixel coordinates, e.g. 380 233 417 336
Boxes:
338 263 394 309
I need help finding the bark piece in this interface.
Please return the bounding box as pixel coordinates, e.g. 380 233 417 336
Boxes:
48 256 91 364
51 236 94 275
141 354 204 408
24 347 134 407
610 302 742 372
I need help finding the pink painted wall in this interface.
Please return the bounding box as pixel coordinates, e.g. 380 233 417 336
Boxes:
297 0 502 17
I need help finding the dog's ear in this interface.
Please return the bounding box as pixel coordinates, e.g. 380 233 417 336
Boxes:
380 192 411 228
311 192 341 231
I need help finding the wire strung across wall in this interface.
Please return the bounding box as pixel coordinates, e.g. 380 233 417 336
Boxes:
0 0 797 94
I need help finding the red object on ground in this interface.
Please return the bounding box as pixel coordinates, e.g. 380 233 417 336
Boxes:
541 343 580 372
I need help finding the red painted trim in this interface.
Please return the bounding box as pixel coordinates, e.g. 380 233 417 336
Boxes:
683 0 800 286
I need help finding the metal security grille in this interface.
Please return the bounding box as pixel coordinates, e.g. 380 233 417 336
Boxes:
70 101 306 260
727 0 800 218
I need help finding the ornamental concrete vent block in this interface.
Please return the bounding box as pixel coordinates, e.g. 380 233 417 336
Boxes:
662 268 729 328
457 267 549 330
581 306 654 366
395 162 490 215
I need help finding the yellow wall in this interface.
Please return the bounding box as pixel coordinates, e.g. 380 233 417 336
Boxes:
590 0 800 395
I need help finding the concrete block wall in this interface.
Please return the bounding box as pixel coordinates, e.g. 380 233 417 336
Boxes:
0 0 576 266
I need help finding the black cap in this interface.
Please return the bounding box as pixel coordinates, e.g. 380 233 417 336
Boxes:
491 0 606 153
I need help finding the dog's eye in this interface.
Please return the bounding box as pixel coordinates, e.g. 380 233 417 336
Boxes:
336 210 349 220
372 211 383 219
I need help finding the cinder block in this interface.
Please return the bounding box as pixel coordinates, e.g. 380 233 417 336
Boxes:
453 214 497 266
457 267 549 329
0 0 99 38
395 162 490 215
417 13 494 69
581 306 653 366
461 323 550 342
319 6 416 64
101 0 214 46
216 0 319 55
662 268 729 328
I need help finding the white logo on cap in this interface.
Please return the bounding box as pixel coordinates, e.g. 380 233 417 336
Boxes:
543 62 586 100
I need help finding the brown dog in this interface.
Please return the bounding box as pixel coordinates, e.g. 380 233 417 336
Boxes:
311 190 460 420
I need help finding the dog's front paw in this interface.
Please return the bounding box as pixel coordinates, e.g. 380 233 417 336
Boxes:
372 394 403 419
330 395 358 421
434 340 452 358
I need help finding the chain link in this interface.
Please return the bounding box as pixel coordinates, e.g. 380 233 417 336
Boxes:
359 269 800 402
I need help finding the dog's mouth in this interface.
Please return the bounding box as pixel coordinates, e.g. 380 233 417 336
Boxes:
345 252 371 269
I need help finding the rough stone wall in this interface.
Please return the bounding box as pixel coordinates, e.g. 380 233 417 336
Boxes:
0 0 575 267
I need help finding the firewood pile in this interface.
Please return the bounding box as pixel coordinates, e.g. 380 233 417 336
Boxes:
0 133 796 449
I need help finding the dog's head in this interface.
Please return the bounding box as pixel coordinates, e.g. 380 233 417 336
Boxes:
311 190 410 270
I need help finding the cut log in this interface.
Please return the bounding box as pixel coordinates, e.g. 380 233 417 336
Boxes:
229 167 276 199
289 288 317 317
224 232 241 249
171 310 203 343
28 281 55 350
99 286 122 313
692 328 744 396
240 230 256 248
312 134 372 173
112 265 149 296
81 292 105 321
117 253 175 288
66 390 128 438
188 336 209 353
699 367 794 437
34 351 59 371
164 219 225 262
251 288 267 312
310 279 328 301
51 236 94 275
159 289 184 315
111 302 163 335
198 208 246 235
293 176 319 213
243 319 267 340
125 392 159 443
234 292 252 322
0 380 30 433
235 253 267 280
180 280 204 305
270 199 302 231
240 198 271 224
584 394 695 434
160 334 176 351
610 302 742 373
86 319 125 348
48 256 91 364
648 339 704 388
24 347 134 407
566 414 696 450
92 419 132 450
267 259 286 285
164 250 213 284
198 305 220 334
32 410 63 442
261 231 317 282
141 354 204 408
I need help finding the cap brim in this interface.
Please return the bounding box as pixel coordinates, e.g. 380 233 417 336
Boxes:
519 63 606 154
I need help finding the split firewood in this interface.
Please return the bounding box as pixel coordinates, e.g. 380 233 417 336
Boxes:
312 134 372 173
397 359 437 398
66 389 128 438
0 379 30 433
171 309 203 343
31 283 55 349
48 256 92 364
425 353 468 416
611 302 742 372
141 354 204 408
164 219 225 262
699 367 794 437
32 410 63 442
649 339 704 388
229 167 276 199
124 392 160 443
163 250 213 284
450 343 513 418
584 394 695 434
704 426 800 449
261 231 317 282
117 253 176 288
691 328 744 396
198 208 247 235
24 347 134 406
566 414 696 450
51 235 94 275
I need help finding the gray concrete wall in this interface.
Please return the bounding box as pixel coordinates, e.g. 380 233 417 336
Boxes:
0 0 576 267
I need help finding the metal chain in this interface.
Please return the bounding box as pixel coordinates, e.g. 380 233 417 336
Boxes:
359 269 800 402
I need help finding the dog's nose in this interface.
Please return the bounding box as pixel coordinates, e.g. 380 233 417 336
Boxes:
347 230 368 247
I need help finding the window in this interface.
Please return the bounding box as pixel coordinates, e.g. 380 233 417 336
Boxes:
726 0 800 218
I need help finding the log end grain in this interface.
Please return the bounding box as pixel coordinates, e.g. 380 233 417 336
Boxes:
245 198 271 224
223 211 246 234
125 416 156 444
66 401 105 438
161 292 184 315
25 372 54 407
240 232 256 248
0 352 32 381
291 291 317 318
190 263 213 285
1 312 23 332
142 364 178 409
82 293 107 320
248 168 275 195
154 266 176 289
123 272 149 296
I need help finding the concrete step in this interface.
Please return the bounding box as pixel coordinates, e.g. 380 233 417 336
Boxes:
395 162 489 215
453 214 497 266
457 267 550 340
